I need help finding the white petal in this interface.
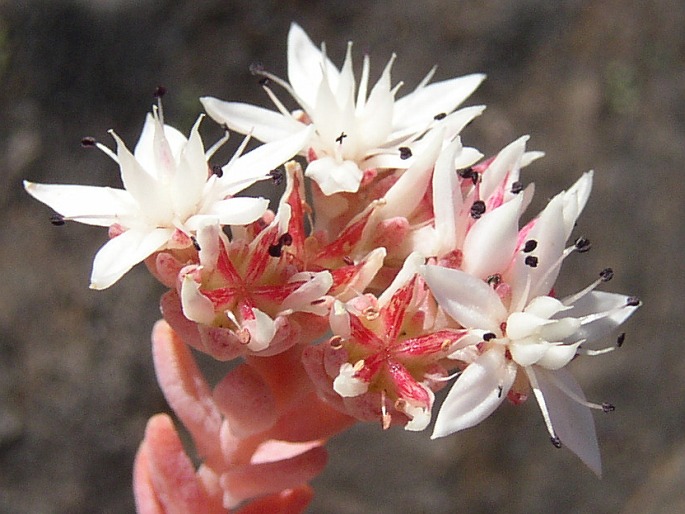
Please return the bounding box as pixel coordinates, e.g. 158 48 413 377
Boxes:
432 138 465 255
89 227 173 289
431 348 516 438
305 157 363 195
402 386 434 432
536 342 581 370
393 73 485 131
181 273 216 325
219 127 313 197
186 197 269 229
462 194 523 279
281 271 333 314
246 308 277 352
200 98 306 143
563 291 639 344
287 22 339 109
509 340 550 367
561 171 593 240
174 116 209 220
23 181 135 227
480 136 528 203
506 311 552 340
134 113 187 173
533 367 602 476
333 363 369 397
329 300 351 339
524 295 567 318
195 221 222 270
422 265 506 332
378 252 424 306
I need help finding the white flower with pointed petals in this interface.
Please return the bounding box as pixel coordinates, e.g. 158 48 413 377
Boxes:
24 110 311 289
421 173 640 475
201 22 485 195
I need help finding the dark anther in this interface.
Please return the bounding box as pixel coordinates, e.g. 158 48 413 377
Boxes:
211 165 224 178
258 77 270 87
81 137 96 147
486 274 502 287
434 112 447 120
279 233 293 246
511 181 524 194
335 132 347 144
249 62 265 75
153 85 167 98
268 168 284 185
599 267 614 282
268 244 282 257
343 256 354 265
550 436 562 448
191 236 201 252
574 237 592 253
470 200 486 219
602 402 615 413
483 332 496 341
497 386 503 398
523 239 538 253
626 296 640 307
616 332 626 347
399 147 412 160
458 167 479 185
50 214 66 226
524 255 539 268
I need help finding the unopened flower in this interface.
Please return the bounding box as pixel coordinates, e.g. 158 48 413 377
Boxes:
24 109 311 289
201 22 485 195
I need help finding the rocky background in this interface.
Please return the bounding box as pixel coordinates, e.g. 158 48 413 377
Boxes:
1 1 683 512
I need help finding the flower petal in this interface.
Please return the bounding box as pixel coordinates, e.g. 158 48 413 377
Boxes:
186 197 269 230
23 181 135 227
305 157 363 195
532 367 602 476
431 348 516 438
422 265 506 332
90 227 173 289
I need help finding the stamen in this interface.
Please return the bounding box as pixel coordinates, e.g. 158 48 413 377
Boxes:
626 296 641 307
261 83 299 119
342 256 354 266
483 332 496 341
154 86 166 125
329 335 344 350
545 369 616 413
279 233 293 246
525 366 560 446
335 132 348 144
399 147 412 160
511 181 524 194
211 165 223 178
434 112 447 120
205 126 230 160
190 236 201 252
459 167 479 185
83 135 119 163
381 390 391 430
524 255 539 268
487 274 502 287
81 137 97 147
268 243 282 257
617 332 626 347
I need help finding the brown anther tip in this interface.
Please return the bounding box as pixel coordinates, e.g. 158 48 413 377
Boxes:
268 168 284 185
470 200 486 219
268 244 282 257
80 137 97 147
574 237 592 253
550 436 562 448
279 233 293 246
342 256 354 266
523 239 538 253
399 146 412 160
153 85 167 98
600 267 614 282
249 62 265 75
483 332 496 341
50 214 66 226
190 236 201 252
238 328 251 345
434 112 447 120
511 181 524 194
626 296 640 307
329 336 344 350
524 255 539 268
616 332 626 347
211 165 224 178
602 402 615 413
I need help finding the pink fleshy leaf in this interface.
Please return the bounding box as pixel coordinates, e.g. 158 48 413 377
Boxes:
151 320 224 469
134 414 225 514
235 485 314 514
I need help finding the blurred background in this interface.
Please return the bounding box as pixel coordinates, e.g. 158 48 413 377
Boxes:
1 0 683 512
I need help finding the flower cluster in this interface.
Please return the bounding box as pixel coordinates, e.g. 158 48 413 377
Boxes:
25 23 639 512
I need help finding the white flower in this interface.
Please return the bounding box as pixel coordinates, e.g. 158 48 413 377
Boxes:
421 173 640 475
201 22 485 195
24 110 311 289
